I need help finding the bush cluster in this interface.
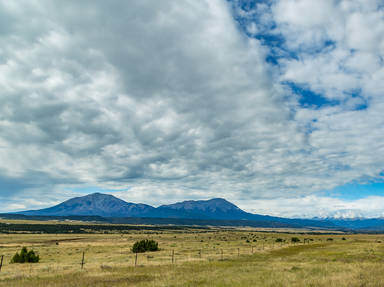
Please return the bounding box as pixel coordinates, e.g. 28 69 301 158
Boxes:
132 239 159 253
11 247 39 263
291 237 300 243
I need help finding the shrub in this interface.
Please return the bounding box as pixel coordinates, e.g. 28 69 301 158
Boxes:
327 238 334 241
132 239 159 253
276 238 284 242
11 247 39 263
291 237 300 243
342 237 347 241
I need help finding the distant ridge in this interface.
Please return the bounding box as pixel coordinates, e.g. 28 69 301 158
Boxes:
14 193 384 231
18 193 337 229
21 193 255 220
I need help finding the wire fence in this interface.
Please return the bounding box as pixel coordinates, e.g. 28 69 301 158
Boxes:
0 239 316 276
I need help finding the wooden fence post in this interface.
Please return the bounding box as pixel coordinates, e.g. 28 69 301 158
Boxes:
251 246 254 254
199 249 201 259
238 248 240 257
172 250 174 264
0 255 3 272
135 253 138 267
81 252 85 270
221 249 223 260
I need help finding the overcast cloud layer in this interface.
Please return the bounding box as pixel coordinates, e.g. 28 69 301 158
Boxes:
1 0 384 217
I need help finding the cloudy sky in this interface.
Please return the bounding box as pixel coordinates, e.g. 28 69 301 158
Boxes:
1 0 384 218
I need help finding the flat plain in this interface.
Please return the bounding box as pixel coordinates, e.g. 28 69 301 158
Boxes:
0 220 384 286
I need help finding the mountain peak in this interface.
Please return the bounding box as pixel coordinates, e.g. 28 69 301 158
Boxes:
207 197 229 202
206 198 234 205
158 197 244 219
84 192 112 198
22 192 154 217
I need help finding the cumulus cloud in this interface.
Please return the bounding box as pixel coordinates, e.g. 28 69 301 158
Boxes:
0 0 383 217
271 0 384 187
236 195 384 219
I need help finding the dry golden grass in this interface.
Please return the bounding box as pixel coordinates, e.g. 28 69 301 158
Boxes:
0 225 384 286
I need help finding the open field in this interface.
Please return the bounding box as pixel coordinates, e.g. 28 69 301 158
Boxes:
1 221 384 286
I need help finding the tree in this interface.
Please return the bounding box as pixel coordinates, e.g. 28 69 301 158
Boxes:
291 237 300 243
132 239 159 253
11 247 39 263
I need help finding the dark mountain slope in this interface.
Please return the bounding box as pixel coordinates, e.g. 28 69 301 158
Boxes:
22 193 155 217
155 198 251 219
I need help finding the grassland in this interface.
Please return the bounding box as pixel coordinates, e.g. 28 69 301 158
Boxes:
0 221 384 286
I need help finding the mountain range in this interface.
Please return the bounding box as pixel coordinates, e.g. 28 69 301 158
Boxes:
14 193 384 231
20 193 275 220
17 193 327 228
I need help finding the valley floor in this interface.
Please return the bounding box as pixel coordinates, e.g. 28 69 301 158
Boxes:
0 227 384 286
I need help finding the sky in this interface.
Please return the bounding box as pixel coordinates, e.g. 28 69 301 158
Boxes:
0 0 384 218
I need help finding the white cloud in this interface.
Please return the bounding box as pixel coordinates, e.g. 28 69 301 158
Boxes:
0 0 383 216
0 0 292 203
236 195 384 218
270 0 384 191
274 0 384 99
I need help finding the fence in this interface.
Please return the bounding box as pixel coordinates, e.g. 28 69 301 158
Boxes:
0 239 316 273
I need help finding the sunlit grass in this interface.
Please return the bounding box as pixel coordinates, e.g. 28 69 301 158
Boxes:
1 228 384 286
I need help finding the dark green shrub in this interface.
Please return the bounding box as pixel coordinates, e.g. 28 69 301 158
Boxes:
291 237 300 243
132 239 159 253
276 238 284 242
342 237 346 240
11 247 39 263
327 238 333 241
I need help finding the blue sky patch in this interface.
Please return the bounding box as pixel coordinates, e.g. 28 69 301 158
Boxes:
321 182 384 201
285 82 339 109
